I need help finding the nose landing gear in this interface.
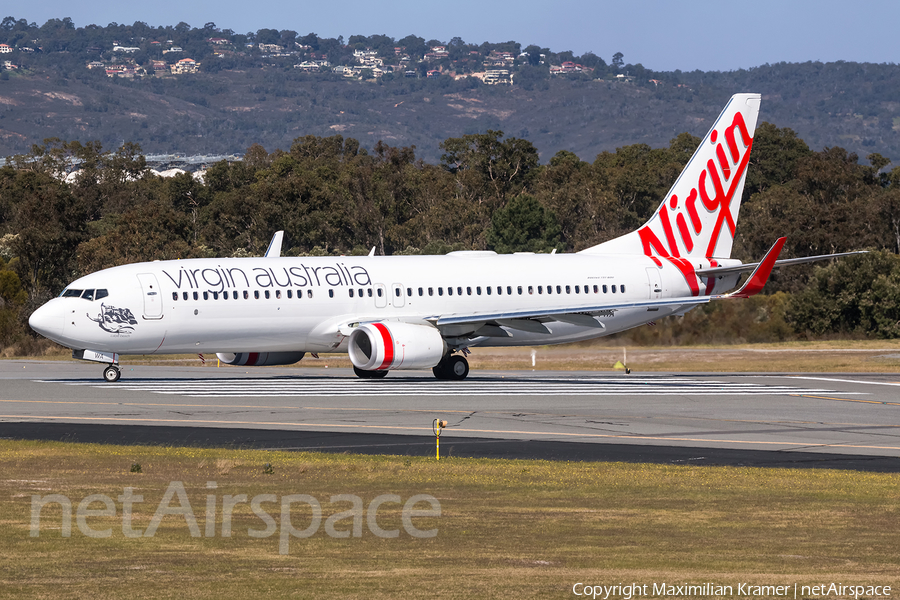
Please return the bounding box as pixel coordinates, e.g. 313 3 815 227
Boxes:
103 364 121 382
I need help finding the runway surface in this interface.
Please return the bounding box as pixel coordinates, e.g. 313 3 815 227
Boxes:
2 360 900 470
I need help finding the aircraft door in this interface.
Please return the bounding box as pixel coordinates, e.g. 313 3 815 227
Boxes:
646 267 662 299
137 273 164 319
374 283 387 308
392 283 405 308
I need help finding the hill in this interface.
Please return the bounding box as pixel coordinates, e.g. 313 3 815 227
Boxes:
1 60 900 164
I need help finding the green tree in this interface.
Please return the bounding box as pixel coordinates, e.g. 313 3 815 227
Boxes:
787 251 900 338
486 194 561 253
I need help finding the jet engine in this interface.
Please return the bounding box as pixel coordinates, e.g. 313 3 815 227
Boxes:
348 322 446 371
215 352 306 366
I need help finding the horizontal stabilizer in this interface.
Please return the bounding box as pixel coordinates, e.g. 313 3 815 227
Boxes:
696 250 868 277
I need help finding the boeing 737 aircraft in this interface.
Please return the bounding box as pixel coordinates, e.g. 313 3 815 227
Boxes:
28 93 862 382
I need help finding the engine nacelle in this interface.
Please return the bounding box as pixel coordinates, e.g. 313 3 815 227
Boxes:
216 352 306 366
348 322 446 371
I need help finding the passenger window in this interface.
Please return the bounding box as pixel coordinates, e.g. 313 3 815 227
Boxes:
467 287 472 295
329 289 334 298
458 287 463 296
349 289 355 298
486 287 491 295
395 287 401 297
611 285 616 294
81 290 95 301
95 289 109 300
203 292 209 300
377 288 383 297
537 286 543 294
575 285 580 294
438 287 444 296
447 287 453 296
496 286 502 296
476 287 482 295
565 286 571 294
621 285 626 293
264 290 270 299
547 285 552 295
528 286 533 295
254 290 260 299
556 285 561 294
172 292 178 301
360 289 364 297
276 290 281 299
418 287 424 296
517 286 522 295
287 290 293 299
215 292 221 300
183 292 188 301
193 291 199 300
428 287 433 296
407 288 413 296
602 285 607 293
243 290 249 299
506 286 512 295
224 291 230 300
307 290 313 298
593 285 598 293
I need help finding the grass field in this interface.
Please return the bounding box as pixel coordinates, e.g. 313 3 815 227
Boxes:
20 339 900 374
1 440 898 599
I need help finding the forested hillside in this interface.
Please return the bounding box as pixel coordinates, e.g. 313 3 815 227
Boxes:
0 19 899 163
2 125 900 355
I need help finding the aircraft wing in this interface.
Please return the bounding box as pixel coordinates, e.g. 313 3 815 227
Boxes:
695 250 867 277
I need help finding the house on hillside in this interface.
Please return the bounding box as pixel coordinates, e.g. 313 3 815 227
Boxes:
0 44 12 54
171 58 200 74
481 69 512 85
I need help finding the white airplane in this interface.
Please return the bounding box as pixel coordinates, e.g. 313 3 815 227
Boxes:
28 93 862 382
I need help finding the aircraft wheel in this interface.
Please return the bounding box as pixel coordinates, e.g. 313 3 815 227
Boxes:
103 365 121 383
353 365 388 379
434 355 468 380
446 355 469 380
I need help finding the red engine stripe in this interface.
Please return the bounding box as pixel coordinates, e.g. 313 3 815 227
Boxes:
246 352 259 366
372 323 394 370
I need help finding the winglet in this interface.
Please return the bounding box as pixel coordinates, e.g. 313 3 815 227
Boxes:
725 237 786 298
265 231 284 258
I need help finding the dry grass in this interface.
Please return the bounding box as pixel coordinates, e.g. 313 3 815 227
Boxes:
12 340 900 373
1 440 898 598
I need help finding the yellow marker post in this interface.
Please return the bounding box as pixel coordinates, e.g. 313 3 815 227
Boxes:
433 419 447 460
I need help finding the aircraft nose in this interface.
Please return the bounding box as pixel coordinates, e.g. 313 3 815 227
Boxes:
29 301 65 341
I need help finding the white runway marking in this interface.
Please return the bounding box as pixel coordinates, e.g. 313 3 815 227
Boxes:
40 377 866 398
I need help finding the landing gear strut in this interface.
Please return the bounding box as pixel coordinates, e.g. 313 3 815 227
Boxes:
433 354 469 381
103 364 121 382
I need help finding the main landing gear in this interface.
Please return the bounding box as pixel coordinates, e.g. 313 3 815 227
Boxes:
103 364 121 382
433 354 469 381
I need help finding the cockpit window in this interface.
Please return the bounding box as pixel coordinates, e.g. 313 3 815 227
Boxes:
61 289 83 298
81 289 95 301
95 289 108 300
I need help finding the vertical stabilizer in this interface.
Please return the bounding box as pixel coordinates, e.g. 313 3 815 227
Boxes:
580 93 760 261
